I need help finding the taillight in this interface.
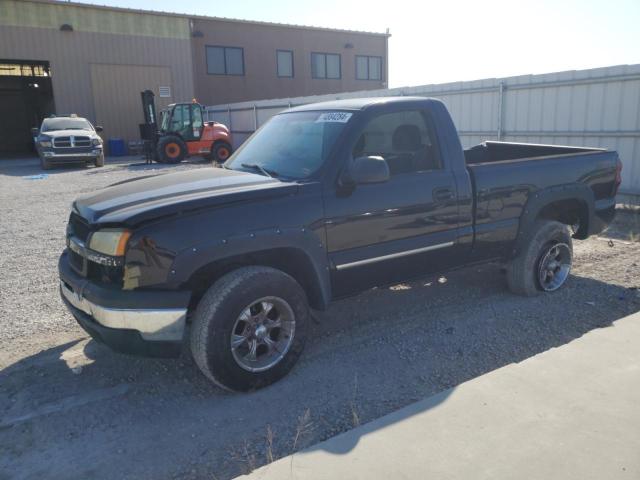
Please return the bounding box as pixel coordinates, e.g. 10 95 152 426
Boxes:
613 158 622 195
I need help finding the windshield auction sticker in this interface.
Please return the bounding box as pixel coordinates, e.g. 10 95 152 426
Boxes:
316 112 353 123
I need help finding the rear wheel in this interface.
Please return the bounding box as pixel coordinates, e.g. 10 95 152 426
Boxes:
211 141 232 164
190 266 309 391
157 135 187 163
506 220 573 296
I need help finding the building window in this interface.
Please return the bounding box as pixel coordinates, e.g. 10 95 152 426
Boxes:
311 52 341 79
277 50 294 77
206 46 244 75
356 55 382 80
0 61 51 77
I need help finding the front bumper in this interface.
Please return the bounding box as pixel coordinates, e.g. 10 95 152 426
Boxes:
42 150 102 163
58 251 190 357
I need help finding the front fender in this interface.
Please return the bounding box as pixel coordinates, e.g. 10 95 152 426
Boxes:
170 226 331 309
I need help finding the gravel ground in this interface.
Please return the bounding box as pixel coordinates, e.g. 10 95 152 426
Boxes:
1 157 639 480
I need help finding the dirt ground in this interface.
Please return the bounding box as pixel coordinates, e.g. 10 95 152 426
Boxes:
1 158 639 480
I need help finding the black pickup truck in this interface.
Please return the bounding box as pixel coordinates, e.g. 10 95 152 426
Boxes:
59 97 622 391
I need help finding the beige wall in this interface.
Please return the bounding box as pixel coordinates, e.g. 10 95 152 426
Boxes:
0 0 194 145
0 25 194 144
191 18 388 105
0 0 388 147
90 65 174 143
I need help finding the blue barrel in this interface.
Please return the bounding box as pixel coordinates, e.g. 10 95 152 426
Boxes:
108 138 126 156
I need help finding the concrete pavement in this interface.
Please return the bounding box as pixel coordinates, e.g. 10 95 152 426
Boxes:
239 311 640 480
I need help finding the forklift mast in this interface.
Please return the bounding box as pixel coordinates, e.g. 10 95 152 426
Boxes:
139 90 159 160
140 90 157 136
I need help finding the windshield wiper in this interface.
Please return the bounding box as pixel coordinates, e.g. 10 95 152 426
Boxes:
241 163 278 178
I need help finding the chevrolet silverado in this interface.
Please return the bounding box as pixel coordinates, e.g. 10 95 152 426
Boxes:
58 97 622 391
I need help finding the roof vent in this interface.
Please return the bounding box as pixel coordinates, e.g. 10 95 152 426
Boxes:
60 24 73 32
192 30 204 38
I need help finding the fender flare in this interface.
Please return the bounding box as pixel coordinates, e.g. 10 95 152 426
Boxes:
170 226 331 310
512 183 595 258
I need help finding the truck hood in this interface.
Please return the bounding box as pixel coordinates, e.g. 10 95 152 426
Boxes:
74 168 297 226
41 129 97 137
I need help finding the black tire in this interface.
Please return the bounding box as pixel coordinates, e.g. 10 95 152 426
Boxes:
211 141 232 164
157 135 187 163
94 153 105 167
191 266 309 391
506 220 573 296
40 156 51 170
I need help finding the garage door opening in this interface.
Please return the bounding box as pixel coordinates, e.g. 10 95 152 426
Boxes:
0 60 55 156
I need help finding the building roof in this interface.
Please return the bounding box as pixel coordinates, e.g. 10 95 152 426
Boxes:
30 0 391 37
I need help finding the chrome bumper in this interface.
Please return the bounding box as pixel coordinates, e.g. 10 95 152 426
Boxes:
60 280 186 341
43 151 100 158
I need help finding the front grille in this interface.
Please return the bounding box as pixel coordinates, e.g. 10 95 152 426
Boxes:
54 137 71 148
69 212 90 243
54 136 91 148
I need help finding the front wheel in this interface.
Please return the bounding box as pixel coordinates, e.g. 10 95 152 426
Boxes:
157 135 187 163
94 153 105 167
190 266 309 391
211 141 232 164
506 220 573 296
40 156 51 170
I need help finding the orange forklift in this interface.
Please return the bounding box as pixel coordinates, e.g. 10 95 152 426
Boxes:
140 90 232 164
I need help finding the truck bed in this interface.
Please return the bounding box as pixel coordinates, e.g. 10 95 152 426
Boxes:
464 141 619 259
464 141 604 165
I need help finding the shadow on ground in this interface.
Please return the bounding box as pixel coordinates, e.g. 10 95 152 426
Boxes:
1 263 639 480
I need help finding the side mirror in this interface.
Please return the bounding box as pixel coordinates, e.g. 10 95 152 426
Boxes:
31 127 40 137
346 156 390 185
95 126 104 132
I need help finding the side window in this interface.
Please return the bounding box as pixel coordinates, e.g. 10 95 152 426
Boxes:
352 110 441 175
170 105 191 136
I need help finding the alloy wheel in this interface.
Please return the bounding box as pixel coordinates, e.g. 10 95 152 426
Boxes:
230 296 296 372
537 242 572 291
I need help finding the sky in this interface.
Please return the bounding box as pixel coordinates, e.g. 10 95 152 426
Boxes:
76 0 640 88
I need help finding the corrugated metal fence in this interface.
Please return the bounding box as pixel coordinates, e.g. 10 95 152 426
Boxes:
206 64 640 202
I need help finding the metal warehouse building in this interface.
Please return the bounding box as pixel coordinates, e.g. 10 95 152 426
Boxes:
0 0 389 154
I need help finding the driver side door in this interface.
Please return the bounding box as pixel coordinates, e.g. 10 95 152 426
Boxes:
324 109 461 297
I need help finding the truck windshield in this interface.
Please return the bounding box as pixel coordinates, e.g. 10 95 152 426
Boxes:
41 118 92 132
225 111 352 180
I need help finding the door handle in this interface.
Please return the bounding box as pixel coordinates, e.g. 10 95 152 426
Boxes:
433 187 454 202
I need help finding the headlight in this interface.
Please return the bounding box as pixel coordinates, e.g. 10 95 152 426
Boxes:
39 140 52 147
91 138 102 146
89 229 131 256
